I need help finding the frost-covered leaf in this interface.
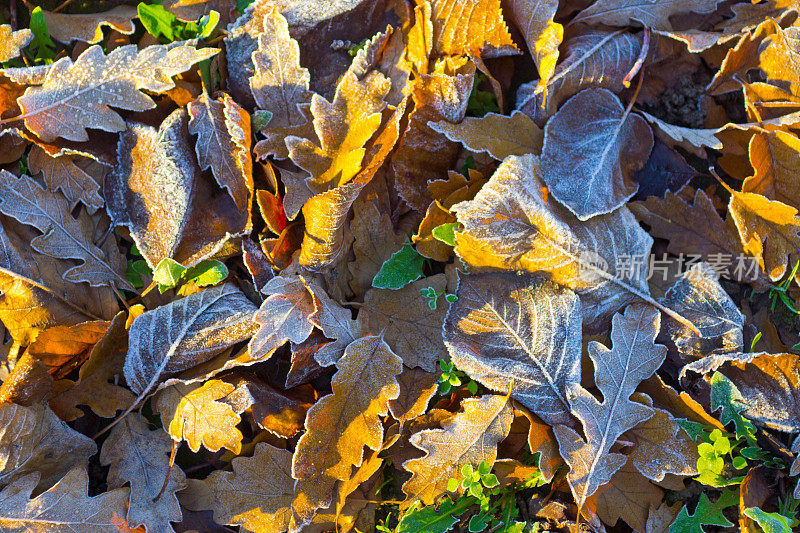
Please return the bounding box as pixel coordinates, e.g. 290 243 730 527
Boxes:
0 25 32 62
15 42 216 142
0 402 96 493
106 109 250 269
760 24 800 98
541 88 652 220
249 275 316 360
572 0 722 30
0 170 130 290
508 0 562 93
123 283 258 396
100 413 186 533
372 245 425 290
554 304 667 508
188 92 254 212
181 442 293 532
359 275 449 371
40 6 136 44
427 0 518 57
428 111 543 160
742 130 800 208
661 263 744 359
0 469 130 531
444 271 582 426
156 379 244 454
402 395 514 505
250 6 312 129
452 154 658 331
27 146 104 212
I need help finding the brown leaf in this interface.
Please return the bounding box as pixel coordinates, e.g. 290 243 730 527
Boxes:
593 459 664 531
27 146 105 212
554 304 667 509
26 320 109 379
760 23 800 97
681 351 800 432
541 88 653 220
40 6 136 44
291 335 401 522
0 170 131 290
49 311 137 421
249 275 317 360
180 442 293 532
359 274 449 371
742 130 800 208
388 366 439 423
0 25 32 62
402 395 514 505
572 0 722 30
15 43 216 142
707 19 779 95
348 199 405 298
427 0 518 58
0 468 130 530
0 402 96 492
123 283 258 396
106 109 250 269
508 0 562 93
429 111 543 160
729 190 800 282
250 6 312 129
660 263 745 360
453 154 657 331
100 413 187 533
306 280 359 366
413 200 456 262
444 271 582 426
188 92 254 212
156 379 244 454
222 375 310 438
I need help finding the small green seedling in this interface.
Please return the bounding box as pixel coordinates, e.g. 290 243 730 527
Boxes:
437 359 477 395
152 258 228 293
421 287 457 310
138 2 220 43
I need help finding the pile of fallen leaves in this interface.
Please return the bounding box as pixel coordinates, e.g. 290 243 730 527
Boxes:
3 0 800 531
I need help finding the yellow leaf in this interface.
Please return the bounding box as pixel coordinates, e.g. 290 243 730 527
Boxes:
427 0 518 58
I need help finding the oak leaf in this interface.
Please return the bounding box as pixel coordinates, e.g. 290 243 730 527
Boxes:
40 6 136 44
0 25 32 62
553 304 667 509
429 110 543 160
541 88 653 220
444 271 582 426
26 319 109 379
249 275 316 360
402 395 514 505
180 442 293 532
187 92 254 212
593 459 664 532
0 170 131 290
452 154 661 331
0 402 96 492
100 413 187 533
359 274 449 370
729 191 800 281
250 7 312 129
27 146 104 212
14 42 217 142
0 469 130 531
156 379 244 453
123 283 258 396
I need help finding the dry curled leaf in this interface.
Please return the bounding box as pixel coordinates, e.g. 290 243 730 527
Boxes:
429 110 543 160
14 43 217 142
40 6 137 44
444 271 582 426
554 304 666 509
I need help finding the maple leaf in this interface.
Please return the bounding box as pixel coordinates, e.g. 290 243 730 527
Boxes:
156 379 244 454
250 6 312 129
444 271 582 426
187 92 254 212
106 109 251 269
429 110 543 160
10 42 216 142
553 304 667 509
292 335 402 524
452 154 689 331
729 190 800 281
181 442 293 532
100 413 187 533
0 402 96 493
0 468 130 530
123 283 258 397
0 25 32 62
0 170 131 290
541 88 653 220
359 274 449 370
40 6 136 44
402 394 514 505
